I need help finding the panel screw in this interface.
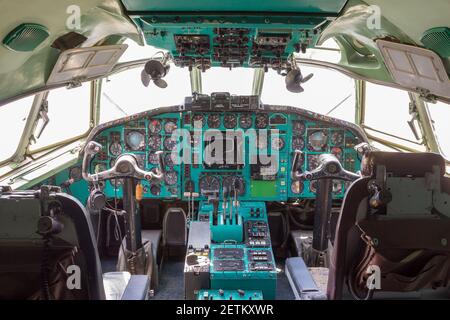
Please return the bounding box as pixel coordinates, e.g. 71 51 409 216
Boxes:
441 238 448 247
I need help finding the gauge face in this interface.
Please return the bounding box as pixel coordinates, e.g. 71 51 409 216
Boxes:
148 119 162 134
125 130 145 151
271 136 285 151
292 136 305 150
308 154 321 170
239 114 252 129
331 131 344 146
223 114 237 129
150 184 161 196
148 153 159 165
333 180 343 194
164 171 178 186
293 121 306 135
69 166 82 182
165 153 175 167
222 176 245 196
291 180 304 194
164 136 177 151
109 142 122 156
207 114 221 129
148 135 162 150
255 114 269 129
308 130 328 152
164 120 178 134
331 147 343 160
199 176 220 195
193 114 206 127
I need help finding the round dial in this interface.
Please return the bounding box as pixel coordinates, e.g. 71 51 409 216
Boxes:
164 120 178 134
193 114 206 127
223 114 237 129
271 137 285 151
164 153 175 167
255 114 269 129
125 131 145 151
308 130 328 152
148 153 159 165
109 142 122 156
199 176 220 194
164 136 177 151
148 134 162 150
292 136 305 150
239 114 252 129
69 166 82 182
308 154 321 170
150 184 161 196
222 176 245 196
331 147 343 160
331 131 344 146
207 114 221 129
293 121 306 135
148 119 162 134
164 171 177 185
291 180 304 194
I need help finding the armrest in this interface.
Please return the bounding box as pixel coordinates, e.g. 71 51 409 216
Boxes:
121 275 150 300
285 257 327 300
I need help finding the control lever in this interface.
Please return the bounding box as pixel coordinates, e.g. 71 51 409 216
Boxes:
291 150 303 180
212 199 219 226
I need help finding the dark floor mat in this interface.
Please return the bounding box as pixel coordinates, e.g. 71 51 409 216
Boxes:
152 260 185 300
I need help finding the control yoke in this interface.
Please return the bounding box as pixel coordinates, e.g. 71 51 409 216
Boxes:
82 141 165 183
291 150 360 182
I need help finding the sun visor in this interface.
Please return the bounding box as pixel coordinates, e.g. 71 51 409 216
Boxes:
47 44 128 86
376 39 450 99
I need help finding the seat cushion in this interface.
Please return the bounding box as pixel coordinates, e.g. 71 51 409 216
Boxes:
103 272 131 300
141 229 162 261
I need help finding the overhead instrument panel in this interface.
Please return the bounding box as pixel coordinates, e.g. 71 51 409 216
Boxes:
87 93 364 201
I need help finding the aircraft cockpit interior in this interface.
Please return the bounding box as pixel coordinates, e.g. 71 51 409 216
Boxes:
1 0 450 303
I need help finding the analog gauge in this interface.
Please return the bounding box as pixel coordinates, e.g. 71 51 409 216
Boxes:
125 130 145 151
331 131 345 146
258 134 268 149
199 175 220 195
293 121 306 135
291 180 304 194
112 178 124 189
148 153 159 165
150 184 161 196
69 166 82 182
148 134 162 150
164 170 178 186
292 136 305 150
207 114 221 129
308 154 321 170
164 153 175 167
239 114 252 129
255 114 269 129
164 120 178 134
222 176 246 196
223 114 237 129
310 180 318 193
333 180 343 194
331 147 343 160
164 136 177 151
109 142 122 157
308 130 328 152
148 119 162 134
271 136 285 151
193 114 206 127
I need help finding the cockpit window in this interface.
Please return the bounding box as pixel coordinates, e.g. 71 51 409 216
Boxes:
0 96 33 162
261 67 355 122
29 84 90 152
202 68 254 96
427 101 450 159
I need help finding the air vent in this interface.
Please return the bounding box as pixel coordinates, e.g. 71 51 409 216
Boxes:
2 23 49 52
421 27 450 58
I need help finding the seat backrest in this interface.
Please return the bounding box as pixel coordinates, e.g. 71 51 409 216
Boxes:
162 207 187 247
328 152 450 299
0 186 105 300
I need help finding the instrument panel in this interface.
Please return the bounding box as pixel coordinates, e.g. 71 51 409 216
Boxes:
88 95 364 201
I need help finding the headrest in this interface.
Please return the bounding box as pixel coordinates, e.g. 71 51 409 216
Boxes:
361 152 445 177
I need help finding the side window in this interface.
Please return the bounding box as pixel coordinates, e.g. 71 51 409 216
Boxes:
428 101 450 159
364 83 426 151
29 84 90 151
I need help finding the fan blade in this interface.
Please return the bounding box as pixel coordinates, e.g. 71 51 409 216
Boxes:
154 78 168 89
285 69 304 93
141 69 151 87
145 59 166 79
286 83 304 93
300 73 314 83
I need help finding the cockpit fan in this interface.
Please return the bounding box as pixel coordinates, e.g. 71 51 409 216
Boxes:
141 53 171 88
285 68 314 93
